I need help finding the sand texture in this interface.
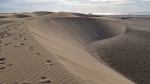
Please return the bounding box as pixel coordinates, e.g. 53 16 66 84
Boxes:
0 12 149 84
87 16 150 84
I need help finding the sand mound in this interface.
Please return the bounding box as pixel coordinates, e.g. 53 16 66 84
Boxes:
87 16 150 84
28 16 133 84
0 12 136 84
44 12 78 17
0 14 14 18
0 14 32 18
0 16 8 18
32 11 54 16
8 14 31 18
29 17 125 45
46 12 100 17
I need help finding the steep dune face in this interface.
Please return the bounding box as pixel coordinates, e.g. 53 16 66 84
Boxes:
87 18 150 84
30 17 125 45
29 16 133 84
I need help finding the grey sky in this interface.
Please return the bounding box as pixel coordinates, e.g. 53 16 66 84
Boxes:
0 0 150 13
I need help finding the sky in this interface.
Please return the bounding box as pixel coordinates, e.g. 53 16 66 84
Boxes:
0 0 150 13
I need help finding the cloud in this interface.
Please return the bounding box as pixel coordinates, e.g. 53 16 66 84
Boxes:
141 0 150 1
90 0 126 1
17 0 50 3
14 0 133 5
0 0 150 13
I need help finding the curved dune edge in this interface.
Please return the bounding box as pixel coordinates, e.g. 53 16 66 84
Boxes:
87 17 150 84
0 12 134 84
28 13 134 84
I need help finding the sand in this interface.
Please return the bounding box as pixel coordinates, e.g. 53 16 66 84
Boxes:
0 11 149 84
87 15 150 84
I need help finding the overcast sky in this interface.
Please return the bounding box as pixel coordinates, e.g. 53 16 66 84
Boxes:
0 0 150 13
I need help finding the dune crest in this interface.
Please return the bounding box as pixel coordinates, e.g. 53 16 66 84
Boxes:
28 13 133 84
0 12 137 84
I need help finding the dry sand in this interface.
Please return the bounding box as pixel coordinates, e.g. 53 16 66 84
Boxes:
0 11 149 84
87 15 150 84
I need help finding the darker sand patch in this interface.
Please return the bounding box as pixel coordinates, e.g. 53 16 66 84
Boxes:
45 60 53 66
40 77 52 84
121 17 132 19
90 19 150 84
0 57 5 64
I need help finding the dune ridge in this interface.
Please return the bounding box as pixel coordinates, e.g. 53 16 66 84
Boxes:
1 12 144 84
28 13 133 84
87 16 150 84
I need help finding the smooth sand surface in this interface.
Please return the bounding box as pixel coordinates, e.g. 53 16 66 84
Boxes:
1 12 149 84
87 16 150 84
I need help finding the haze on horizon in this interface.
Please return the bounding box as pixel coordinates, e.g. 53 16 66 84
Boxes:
0 0 150 13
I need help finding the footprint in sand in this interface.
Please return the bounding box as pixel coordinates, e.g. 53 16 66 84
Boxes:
14 43 25 47
29 47 34 50
22 32 26 35
0 67 6 71
7 64 12 66
39 77 51 84
45 60 53 66
20 43 25 45
4 42 11 46
0 57 5 64
93 51 96 52
14 44 21 47
22 38 27 41
36 53 42 56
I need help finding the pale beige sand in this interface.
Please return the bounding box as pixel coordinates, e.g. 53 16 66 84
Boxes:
0 12 142 84
87 15 150 84
0 13 31 18
0 11 53 18
28 12 133 84
0 12 53 25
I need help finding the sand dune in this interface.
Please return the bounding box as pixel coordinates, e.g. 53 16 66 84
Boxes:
28 13 133 84
0 21 84 84
87 16 150 84
0 11 53 19
32 11 54 16
1 12 150 84
0 14 31 18
0 14 29 25
8 14 32 18
29 17 126 45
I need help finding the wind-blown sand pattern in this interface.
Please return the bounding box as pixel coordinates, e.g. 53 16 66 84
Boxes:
87 16 150 84
0 12 149 84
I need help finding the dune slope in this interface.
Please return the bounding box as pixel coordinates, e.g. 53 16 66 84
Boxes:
0 21 83 84
28 15 133 84
87 17 150 84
